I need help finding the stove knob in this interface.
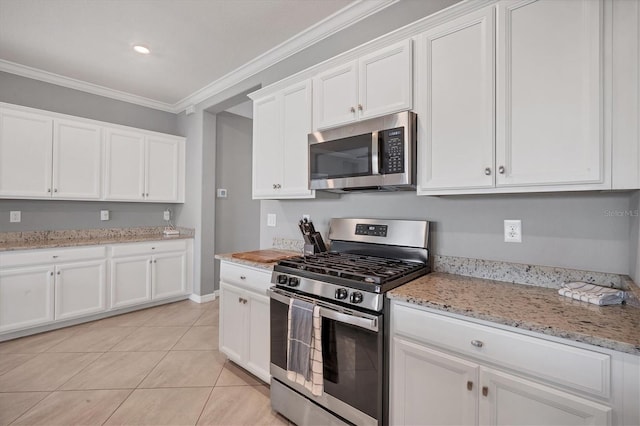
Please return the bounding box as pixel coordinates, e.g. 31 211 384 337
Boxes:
288 277 300 287
335 288 349 300
277 274 288 285
350 292 363 304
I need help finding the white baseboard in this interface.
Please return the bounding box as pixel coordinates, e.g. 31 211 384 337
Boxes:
189 291 218 303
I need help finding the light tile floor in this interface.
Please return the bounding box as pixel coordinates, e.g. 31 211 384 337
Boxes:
0 299 290 426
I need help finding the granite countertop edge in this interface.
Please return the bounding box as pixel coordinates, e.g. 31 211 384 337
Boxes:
388 273 640 356
0 233 194 252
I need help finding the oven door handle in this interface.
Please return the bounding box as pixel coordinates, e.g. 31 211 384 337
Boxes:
268 288 379 332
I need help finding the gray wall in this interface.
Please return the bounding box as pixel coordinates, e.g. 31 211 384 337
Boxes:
0 72 183 234
213 112 260 289
261 191 634 275
200 111 217 295
0 72 178 134
0 200 172 232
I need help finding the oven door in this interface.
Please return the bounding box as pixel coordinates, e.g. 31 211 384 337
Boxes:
269 287 383 426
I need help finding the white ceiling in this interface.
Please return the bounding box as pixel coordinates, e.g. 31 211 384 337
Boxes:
0 0 394 112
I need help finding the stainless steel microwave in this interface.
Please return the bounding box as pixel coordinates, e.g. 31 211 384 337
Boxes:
308 111 417 192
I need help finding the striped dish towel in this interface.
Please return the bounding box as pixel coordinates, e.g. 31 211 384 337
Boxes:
558 282 626 306
287 299 323 396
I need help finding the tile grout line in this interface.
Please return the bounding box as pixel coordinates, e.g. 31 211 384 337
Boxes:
100 388 136 426
53 351 107 392
134 350 173 390
194 386 216 426
6 391 52 426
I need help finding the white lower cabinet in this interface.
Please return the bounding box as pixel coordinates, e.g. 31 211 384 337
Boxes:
389 302 630 426
0 265 54 333
54 259 106 321
219 261 271 383
109 240 190 309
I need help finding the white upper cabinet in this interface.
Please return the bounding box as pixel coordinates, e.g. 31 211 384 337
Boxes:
0 107 53 197
252 80 314 199
104 128 184 202
53 119 102 199
496 0 604 187
313 40 413 130
416 7 495 192
0 102 185 202
417 0 609 195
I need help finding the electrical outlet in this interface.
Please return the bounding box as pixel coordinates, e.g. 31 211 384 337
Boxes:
217 188 228 198
504 220 522 243
100 210 109 221
163 210 171 221
9 211 21 223
267 213 277 227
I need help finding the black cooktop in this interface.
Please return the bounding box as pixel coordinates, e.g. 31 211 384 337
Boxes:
275 252 427 290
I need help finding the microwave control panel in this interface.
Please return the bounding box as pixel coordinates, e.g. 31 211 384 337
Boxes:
381 127 404 174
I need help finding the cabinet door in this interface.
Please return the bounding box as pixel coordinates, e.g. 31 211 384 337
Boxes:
104 128 146 200
219 282 245 363
110 255 152 309
0 266 54 332
246 291 270 383
496 0 604 187
52 119 102 199
359 40 413 120
479 368 611 426
0 107 53 198
313 61 358 130
145 136 180 202
252 94 283 198
417 8 495 192
280 81 314 198
54 260 106 321
391 337 478 426
152 251 187 300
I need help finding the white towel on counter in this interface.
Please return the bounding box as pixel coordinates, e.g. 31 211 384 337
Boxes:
558 282 626 306
287 299 323 396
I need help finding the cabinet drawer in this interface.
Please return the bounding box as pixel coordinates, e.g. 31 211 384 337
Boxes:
0 246 106 268
393 303 611 398
220 261 272 295
109 240 187 257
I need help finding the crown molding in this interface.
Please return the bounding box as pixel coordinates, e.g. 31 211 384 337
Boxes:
0 59 176 112
172 0 398 112
0 0 397 114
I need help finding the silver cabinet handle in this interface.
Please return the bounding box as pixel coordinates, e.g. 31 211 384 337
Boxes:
149 260 152 264
142 193 145 197
358 104 363 111
484 167 491 176
240 276 246 280
498 166 505 174
272 184 277 189
52 255 58 259
482 386 489 397
276 184 281 189
146 193 149 197
350 106 356 113
467 381 473 391
471 340 484 348
54 188 58 193
50 271 54 276
47 188 51 193
154 260 157 263
57 271 60 275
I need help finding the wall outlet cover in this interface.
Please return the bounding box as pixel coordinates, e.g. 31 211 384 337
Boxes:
100 210 110 221
9 211 21 223
163 210 171 221
217 188 228 198
504 220 522 243
267 213 277 227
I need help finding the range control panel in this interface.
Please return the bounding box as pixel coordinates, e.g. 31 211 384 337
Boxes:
355 223 388 237
380 127 405 174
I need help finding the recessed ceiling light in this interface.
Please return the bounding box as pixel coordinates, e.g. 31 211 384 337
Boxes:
133 45 150 55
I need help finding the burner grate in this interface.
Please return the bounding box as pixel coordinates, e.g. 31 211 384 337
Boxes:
277 252 424 285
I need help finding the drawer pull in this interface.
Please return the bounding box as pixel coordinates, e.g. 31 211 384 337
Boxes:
482 386 489 397
471 340 484 348
467 381 473 391
240 275 246 280
52 255 59 259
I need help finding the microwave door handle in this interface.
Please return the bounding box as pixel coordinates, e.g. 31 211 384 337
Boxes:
371 131 379 175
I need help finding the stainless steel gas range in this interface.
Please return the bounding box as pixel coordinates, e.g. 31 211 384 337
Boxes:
268 218 430 426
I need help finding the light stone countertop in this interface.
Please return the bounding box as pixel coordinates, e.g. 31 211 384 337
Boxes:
388 272 640 355
215 251 300 271
0 227 194 252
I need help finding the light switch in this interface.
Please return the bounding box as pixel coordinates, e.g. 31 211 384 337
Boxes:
10 211 21 223
267 213 277 227
100 210 110 221
217 188 228 198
